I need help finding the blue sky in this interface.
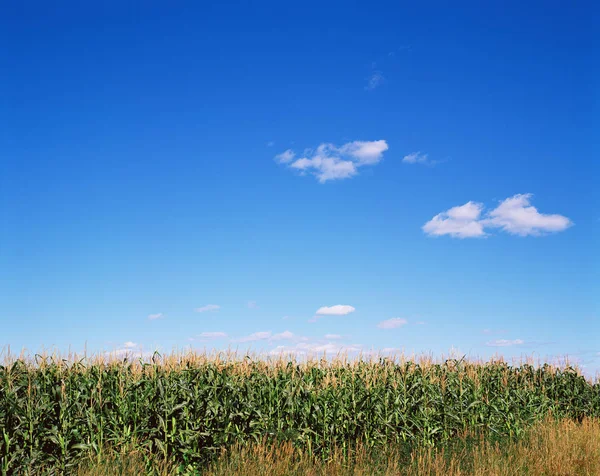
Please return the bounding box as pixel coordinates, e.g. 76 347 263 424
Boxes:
1 2 597 374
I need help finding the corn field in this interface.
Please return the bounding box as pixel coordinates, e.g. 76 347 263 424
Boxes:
1 352 598 474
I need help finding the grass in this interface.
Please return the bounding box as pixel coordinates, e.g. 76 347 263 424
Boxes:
1 350 598 474
76 417 600 475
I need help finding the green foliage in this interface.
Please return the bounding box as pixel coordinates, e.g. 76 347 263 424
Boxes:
0 355 598 474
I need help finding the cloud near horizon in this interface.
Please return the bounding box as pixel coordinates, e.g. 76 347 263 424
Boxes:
486 339 525 347
275 140 389 183
105 342 153 359
232 330 295 343
268 342 405 358
271 330 294 341
198 332 228 339
423 194 572 238
269 341 364 356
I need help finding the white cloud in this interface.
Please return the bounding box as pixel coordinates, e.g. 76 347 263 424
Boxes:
107 348 137 358
274 149 295 164
448 346 465 358
339 140 389 165
402 151 429 164
275 140 389 183
380 347 402 353
247 300 259 309
266 338 408 359
291 155 357 182
105 343 155 359
482 329 506 335
377 318 408 329
147 313 163 320
269 341 364 356
198 332 228 339
422 201 486 238
365 71 384 90
325 334 343 340
267 141 275 147
195 304 220 313
483 194 573 236
316 305 356 316
486 339 525 347
232 330 296 343
423 194 572 239
106 347 155 359
234 331 272 343
271 330 294 341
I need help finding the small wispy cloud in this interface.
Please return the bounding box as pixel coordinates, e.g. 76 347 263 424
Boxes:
266 141 275 147
148 313 163 320
486 339 525 347
198 332 228 339
247 301 259 309
365 71 385 90
107 348 138 358
482 329 506 335
271 330 294 341
269 341 364 357
268 336 410 358
233 331 272 343
377 318 408 329
402 152 428 164
274 149 295 164
316 305 356 316
105 342 153 359
310 305 356 322
275 140 389 183
195 304 220 313
402 151 442 166
232 330 295 343
423 194 572 239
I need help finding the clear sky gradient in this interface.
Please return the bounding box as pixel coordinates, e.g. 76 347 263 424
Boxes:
1 2 597 374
